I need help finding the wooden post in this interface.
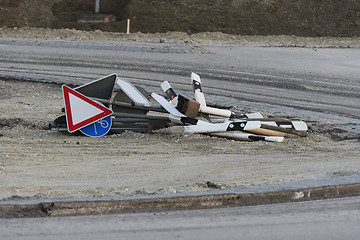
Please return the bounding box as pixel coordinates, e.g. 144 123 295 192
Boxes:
126 19 130 34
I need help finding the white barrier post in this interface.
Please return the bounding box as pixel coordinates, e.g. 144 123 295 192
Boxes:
126 19 130 34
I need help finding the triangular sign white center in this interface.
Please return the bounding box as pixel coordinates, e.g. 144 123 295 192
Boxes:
62 85 113 133
69 92 103 125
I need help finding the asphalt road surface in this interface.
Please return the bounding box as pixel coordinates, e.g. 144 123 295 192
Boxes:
0 38 359 121
2 196 360 239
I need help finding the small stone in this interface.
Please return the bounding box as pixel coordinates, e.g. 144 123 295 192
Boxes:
168 188 176 194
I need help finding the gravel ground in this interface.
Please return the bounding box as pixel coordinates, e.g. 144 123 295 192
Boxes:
0 28 359 201
0 78 359 200
1 27 360 48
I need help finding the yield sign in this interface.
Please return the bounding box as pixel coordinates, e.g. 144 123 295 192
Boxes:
62 85 113 133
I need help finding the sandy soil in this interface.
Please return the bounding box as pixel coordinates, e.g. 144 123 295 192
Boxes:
1 27 360 49
1 79 359 200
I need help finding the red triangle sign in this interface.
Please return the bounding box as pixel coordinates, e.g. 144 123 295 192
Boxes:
62 85 113 133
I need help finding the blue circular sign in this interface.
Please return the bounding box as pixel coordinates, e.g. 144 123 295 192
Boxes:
80 115 112 137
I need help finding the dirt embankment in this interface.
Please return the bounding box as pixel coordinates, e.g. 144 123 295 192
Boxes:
0 0 359 37
0 0 58 28
128 0 360 37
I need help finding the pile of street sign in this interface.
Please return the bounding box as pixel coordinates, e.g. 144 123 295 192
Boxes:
50 73 308 142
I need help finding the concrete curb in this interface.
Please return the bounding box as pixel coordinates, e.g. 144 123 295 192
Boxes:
1 182 360 218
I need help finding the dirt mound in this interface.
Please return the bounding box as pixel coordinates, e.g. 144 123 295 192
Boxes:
0 0 58 28
0 117 40 130
0 0 359 37
127 0 360 37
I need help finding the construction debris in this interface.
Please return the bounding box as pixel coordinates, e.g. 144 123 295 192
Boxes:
49 73 309 142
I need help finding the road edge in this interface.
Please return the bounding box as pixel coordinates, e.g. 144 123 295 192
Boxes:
1 182 360 218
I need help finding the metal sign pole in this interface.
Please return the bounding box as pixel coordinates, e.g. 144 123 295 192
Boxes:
95 0 100 13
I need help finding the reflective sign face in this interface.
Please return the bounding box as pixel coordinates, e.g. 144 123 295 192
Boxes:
62 85 113 133
80 115 112 137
